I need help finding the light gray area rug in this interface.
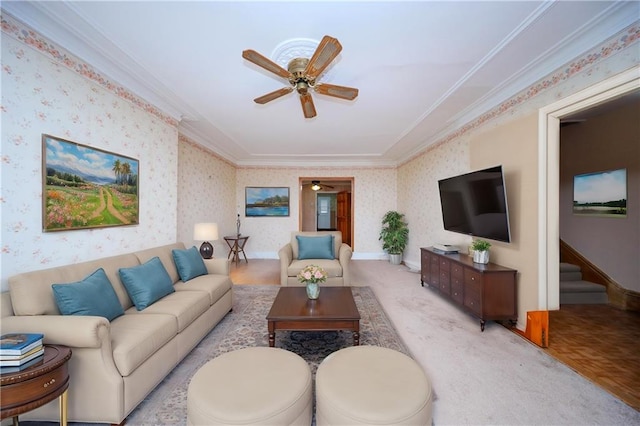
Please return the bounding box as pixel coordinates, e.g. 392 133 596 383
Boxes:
350 260 640 425
127 285 407 424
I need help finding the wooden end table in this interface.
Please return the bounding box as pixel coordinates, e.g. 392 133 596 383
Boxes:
1 345 72 425
266 287 361 347
224 235 249 266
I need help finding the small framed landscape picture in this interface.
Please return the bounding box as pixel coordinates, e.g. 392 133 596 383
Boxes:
42 134 139 231
573 168 627 217
245 187 290 217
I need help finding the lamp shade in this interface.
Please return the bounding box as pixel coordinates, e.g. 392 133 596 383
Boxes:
193 223 219 241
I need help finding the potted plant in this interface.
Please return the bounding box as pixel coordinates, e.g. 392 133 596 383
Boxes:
379 211 409 265
470 239 491 264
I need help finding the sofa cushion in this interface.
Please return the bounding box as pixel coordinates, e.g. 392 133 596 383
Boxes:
296 235 335 260
172 246 208 282
119 257 175 310
126 290 210 332
135 243 185 284
52 268 124 321
288 259 343 279
8 253 139 316
110 312 177 376
174 274 233 306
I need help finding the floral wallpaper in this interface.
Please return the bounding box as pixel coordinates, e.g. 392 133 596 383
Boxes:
177 135 236 256
1 25 178 291
1 10 637 294
398 23 639 271
398 137 471 270
236 167 396 258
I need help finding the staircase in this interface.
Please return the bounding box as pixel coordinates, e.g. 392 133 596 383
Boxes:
560 263 608 305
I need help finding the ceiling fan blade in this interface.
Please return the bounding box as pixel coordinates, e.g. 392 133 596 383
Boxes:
304 35 342 79
314 83 359 100
242 49 291 79
254 87 294 104
300 93 317 118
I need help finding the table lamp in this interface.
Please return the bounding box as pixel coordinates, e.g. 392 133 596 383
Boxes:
193 222 219 259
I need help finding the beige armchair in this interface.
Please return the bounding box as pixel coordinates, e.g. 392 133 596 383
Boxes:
278 231 352 286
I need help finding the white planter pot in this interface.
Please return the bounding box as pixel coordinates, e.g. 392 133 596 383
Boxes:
389 253 403 265
473 250 490 264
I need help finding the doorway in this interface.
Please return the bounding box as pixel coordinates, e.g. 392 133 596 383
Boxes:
299 177 354 248
539 67 638 311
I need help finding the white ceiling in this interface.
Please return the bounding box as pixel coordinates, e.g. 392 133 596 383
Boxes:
3 1 637 167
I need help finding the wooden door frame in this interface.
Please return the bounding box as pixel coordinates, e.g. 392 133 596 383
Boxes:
298 177 355 250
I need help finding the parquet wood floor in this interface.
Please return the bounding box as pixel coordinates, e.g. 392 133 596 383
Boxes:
545 304 640 410
228 260 640 410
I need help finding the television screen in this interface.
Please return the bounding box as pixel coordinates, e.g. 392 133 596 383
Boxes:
438 165 512 243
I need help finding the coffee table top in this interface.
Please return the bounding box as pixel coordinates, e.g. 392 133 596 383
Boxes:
267 287 360 321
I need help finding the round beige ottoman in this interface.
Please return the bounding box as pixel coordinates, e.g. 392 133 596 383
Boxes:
187 347 312 425
316 346 432 425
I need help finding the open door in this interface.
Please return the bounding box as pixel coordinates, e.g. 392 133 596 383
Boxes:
337 191 352 246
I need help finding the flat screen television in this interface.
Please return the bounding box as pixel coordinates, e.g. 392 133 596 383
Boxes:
437 165 512 243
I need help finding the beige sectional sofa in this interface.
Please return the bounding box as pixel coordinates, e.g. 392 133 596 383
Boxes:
0 242 233 424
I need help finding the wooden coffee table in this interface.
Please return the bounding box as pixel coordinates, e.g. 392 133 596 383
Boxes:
266 287 361 347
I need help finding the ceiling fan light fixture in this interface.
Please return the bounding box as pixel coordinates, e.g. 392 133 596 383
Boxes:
295 80 309 94
311 180 322 191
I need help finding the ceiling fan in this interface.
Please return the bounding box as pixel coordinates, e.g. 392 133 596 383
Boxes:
305 180 335 191
242 35 359 118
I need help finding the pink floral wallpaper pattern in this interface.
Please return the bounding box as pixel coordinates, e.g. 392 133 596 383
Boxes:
1 25 178 291
1 11 637 289
177 135 236 256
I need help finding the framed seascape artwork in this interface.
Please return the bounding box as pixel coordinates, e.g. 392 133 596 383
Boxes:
573 168 627 217
245 187 290 217
42 134 139 231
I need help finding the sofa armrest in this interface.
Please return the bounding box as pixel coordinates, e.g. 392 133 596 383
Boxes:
203 258 230 276
278 244 293 286
339 243 353 286
1 315 110 349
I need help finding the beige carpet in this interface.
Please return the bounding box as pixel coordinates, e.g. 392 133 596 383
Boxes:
350 260 639 425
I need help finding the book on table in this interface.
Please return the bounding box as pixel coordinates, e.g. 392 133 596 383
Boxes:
0 346 45 367
0 353 45 374
0 332 44 356
0 344 44 361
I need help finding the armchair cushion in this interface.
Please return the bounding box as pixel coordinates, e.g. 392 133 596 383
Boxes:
280 231 352 286
296 235 335 260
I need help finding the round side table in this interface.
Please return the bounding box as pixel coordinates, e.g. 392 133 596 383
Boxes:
1 345 72 425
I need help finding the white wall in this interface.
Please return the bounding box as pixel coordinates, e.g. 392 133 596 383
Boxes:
1 19 179 291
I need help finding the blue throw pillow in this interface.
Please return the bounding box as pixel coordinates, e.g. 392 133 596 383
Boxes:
297 235 335 260
52 268 124 321
172 246 208 282
119 257 175 311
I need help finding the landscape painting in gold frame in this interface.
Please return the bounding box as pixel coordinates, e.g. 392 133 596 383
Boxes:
42 134 139 231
